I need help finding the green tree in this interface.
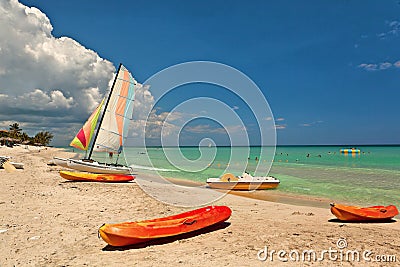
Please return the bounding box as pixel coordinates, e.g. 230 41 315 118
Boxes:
0 129 8 138
20 132 31 142
33 131 54 146
9 123 22 138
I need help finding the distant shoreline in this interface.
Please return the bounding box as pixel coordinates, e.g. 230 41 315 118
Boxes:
54 144 400 149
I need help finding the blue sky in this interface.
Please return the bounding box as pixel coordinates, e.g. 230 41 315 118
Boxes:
5 0 400 145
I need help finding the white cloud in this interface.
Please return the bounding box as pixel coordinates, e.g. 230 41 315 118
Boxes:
20 89 74 109
185 125 223 134
359 20 400 73
271 118 286 130
275 124 286 130
387 20 400 36
358 63 379 71
300 121 323 127
0 0 117 145
377 20 400 39
379 62 392 70
358 61 398 71
184 124 245 134
377 33 386 39
0 89 74 111
0 1 169 147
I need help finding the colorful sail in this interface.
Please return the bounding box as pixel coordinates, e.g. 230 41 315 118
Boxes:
70 98 105 150
93 65 136 153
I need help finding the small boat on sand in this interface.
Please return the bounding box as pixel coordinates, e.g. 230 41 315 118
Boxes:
0 156 24 169
98 206 232 246
59 170 134 183
53 64 139 174
8 161 24 169
330 203 399 222
207 172 280 190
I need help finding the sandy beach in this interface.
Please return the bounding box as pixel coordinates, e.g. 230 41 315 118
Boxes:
1 146 399 266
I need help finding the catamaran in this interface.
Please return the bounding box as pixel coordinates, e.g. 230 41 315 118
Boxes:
54 64 138 174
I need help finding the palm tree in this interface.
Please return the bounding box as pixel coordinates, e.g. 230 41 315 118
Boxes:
9 123 22 138
0 129 8 138
33 131 54 146
20 132 31 142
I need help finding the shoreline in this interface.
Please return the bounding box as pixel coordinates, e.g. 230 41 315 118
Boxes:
137 173 400 219
47 147 394 210
163 176 332 209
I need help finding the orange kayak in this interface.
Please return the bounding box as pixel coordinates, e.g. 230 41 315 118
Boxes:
99 205 232 246
59 171 134 183
330 203 399 222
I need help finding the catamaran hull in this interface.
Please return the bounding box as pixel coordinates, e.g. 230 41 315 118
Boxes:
66 159 132 174
60 171 134 182
53 157 69 168
98 206 232 246
53 157 131 174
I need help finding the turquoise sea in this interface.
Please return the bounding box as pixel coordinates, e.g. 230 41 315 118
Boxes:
75 145 400 207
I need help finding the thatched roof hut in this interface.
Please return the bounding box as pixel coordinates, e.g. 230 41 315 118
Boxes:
0 137 21 147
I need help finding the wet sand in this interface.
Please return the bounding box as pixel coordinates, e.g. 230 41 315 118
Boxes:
1 145 399 266
166 177 331 209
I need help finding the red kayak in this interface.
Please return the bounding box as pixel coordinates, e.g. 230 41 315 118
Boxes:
330 203 399 222
59 171 134 183
99 205 232 246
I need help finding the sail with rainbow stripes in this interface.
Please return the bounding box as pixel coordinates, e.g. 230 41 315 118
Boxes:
70 98 105 151
91 65 136 154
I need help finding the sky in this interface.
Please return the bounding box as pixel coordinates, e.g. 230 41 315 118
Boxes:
1 0 400 146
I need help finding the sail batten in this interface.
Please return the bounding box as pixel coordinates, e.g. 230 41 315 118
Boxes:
103 110 133 120
97 128 123 137
117 95 135 101
94 144 119 152
117 78 137 84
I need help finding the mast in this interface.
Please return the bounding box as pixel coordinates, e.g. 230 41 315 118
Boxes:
87 63 122 159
